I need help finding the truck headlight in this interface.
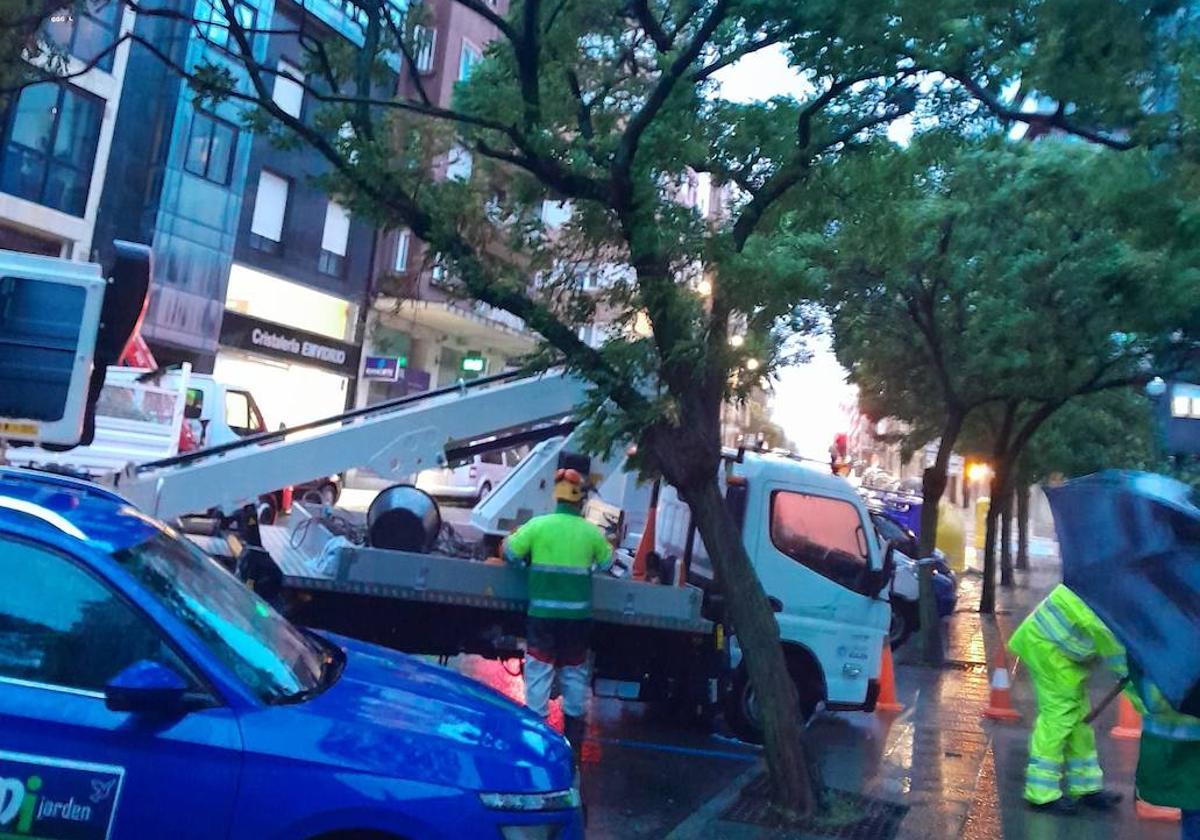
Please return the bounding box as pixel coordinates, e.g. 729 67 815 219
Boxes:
480 788 580 811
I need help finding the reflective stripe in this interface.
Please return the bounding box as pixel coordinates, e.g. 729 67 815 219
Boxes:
531 563 590 576
1103 654 1125 672
1041 600 1096 657
1034 612 1092 661
1029 757 1062 773
1144 717 1200 741
1026 775 1062 789
1066 757 1101 772
529 598 592 611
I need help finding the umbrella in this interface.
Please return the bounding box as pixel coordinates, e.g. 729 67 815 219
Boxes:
1046 470 1200 717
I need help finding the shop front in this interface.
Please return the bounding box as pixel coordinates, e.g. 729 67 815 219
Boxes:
216 310 360 430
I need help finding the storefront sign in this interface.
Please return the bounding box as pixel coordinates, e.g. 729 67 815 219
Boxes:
220 311 360 376
461 354 486 374
363 356 406 381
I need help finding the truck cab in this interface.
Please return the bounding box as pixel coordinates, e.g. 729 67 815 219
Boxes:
657 452 891 741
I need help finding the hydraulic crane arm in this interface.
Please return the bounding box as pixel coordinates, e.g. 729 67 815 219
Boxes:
110 370 588 521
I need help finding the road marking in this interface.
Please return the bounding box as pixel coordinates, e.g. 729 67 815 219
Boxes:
595 737 758 762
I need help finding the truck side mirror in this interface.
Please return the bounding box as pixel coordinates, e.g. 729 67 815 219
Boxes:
875 543 897 597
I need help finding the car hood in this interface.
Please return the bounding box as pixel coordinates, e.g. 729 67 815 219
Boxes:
239 632 574 794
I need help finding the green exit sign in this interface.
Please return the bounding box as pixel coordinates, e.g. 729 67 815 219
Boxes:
461 355 485 373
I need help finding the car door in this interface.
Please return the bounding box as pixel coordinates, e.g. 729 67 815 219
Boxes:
0 536 242 840
749 485 890 703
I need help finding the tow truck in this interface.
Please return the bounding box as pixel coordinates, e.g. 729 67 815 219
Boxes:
1 247 893 742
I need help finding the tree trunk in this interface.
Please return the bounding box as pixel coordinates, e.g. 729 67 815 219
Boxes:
915 409 964 665
1000 492 1014 587
684 475 815 816
1016 482 1031 571
980 494 1000 614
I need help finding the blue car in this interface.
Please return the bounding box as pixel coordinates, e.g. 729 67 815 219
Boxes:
0 468 580 839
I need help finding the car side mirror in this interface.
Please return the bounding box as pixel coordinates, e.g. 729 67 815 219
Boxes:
105 660 189 714
184 404 202 420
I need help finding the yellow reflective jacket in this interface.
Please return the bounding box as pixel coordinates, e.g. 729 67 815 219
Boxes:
1009 584 1127 676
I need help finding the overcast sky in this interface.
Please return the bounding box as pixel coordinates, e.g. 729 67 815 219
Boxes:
714 51 859 463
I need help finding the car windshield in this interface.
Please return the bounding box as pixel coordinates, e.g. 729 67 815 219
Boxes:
112 526 328 703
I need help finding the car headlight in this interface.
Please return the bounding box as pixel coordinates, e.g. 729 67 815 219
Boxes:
480 788 580 811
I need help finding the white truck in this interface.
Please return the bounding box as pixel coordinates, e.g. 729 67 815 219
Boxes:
0 248 894 741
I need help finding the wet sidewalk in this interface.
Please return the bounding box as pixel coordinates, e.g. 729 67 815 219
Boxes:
667 554 1183 839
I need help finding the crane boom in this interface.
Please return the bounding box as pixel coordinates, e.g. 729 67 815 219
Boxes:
109 370 588 521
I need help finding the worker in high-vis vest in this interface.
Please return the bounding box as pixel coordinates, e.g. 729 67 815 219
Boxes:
504 467 613 763
1008 583 1127 814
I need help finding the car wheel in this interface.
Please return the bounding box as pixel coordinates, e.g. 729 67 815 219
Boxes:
724 659 820 745
889 600 918 650
478 481 493 501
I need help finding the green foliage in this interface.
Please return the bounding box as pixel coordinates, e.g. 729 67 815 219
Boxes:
1018 390 1158 483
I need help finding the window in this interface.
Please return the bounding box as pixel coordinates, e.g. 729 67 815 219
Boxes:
446 143 472 181
249 170 288 252
198 0 256 48
770 491 871 592
0 82 102 216
318 201 350 276
394 229 410 271
0 538 194 694
225 389 265 436
412 24 436 73
459 40 482 80
42 0 122 72
273 59 305 119
183 110 237 185
480 450 503 465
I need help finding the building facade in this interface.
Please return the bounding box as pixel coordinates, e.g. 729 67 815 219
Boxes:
0 1 136 259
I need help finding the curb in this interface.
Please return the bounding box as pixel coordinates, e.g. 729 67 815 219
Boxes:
663 761 765 839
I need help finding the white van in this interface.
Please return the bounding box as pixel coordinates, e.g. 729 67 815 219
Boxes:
416 447 522 503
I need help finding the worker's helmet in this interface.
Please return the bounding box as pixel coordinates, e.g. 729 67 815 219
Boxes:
553 468 585 504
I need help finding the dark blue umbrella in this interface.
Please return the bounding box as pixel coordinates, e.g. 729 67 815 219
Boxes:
1046 470 1200 716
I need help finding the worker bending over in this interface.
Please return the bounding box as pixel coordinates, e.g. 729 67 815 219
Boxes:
505 467 613 762
1009 583 1126 814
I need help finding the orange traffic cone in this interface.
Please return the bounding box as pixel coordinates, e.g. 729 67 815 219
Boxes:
983 654 1021 722
1136 799 1181 822
1110 694 1142 741
876 643 904 713
631 482 660 581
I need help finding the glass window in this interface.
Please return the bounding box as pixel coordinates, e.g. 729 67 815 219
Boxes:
0 82 102 216
394 229 410 271
249 169 288 243
224 389 264 436
183 111 237 185
770 491 871 591
43 0 122 73
199 0 256 49
480 450 503 465
0 276 84 422
113 530 328 703
0 538 195 693
459 40 482 81
412 25 436 73
273 59 305 119
321 201 350 256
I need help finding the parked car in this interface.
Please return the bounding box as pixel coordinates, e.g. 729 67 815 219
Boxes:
870 509 958 648
0 468 581 839
416 447 521 503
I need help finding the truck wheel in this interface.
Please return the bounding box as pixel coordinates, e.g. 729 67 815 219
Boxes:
724 660 820 745
889 601 919 650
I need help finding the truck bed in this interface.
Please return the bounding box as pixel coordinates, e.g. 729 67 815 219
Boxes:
242 521 713 635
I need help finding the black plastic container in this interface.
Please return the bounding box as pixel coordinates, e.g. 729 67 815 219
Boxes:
367 484 442 552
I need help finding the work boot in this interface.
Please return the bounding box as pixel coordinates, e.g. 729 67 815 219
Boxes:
1079 790 1123 810
563 715 586 767
1029 797 1079 816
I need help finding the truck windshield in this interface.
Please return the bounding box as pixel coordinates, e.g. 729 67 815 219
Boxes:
112 528 326 703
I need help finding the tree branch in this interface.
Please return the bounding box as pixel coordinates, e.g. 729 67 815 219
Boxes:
951 72 1136 151
632 0 673 52
692 32 783 83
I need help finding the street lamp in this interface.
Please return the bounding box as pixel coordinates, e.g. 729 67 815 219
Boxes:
745 358 760 371
729 334 745 348
696 279 712 297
